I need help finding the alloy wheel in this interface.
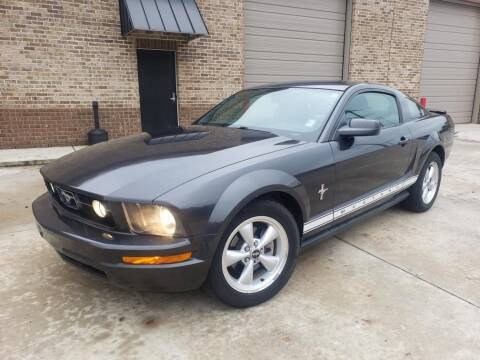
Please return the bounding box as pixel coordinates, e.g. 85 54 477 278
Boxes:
221 216 289 294
422 161 439 204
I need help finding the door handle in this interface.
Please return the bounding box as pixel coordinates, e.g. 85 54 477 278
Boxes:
398 136 410 146
170 92 176 102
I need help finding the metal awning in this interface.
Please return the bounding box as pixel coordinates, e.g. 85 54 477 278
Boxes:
119 0 208 38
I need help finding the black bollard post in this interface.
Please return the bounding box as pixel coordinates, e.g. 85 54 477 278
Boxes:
87 101 109 145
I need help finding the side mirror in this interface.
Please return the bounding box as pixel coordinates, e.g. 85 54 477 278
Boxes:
338 118 381 137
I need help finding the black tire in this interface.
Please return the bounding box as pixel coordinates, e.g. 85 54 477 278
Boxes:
402 152 442 212
208 200 299 308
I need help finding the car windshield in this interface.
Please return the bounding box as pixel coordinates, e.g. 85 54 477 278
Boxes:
195 87 343 140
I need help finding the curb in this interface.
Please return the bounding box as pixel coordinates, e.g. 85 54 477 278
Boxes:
0 159 54 167
0 145 85 168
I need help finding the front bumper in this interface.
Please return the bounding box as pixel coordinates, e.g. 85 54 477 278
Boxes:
32 193 215 292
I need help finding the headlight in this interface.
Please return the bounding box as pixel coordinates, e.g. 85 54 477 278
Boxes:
122 203 184 236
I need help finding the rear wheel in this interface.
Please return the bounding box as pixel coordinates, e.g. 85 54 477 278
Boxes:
208 200 299 307
402 152 442 212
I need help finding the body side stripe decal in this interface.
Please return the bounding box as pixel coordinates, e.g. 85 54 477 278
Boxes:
303 175 418 234
303 212 333 233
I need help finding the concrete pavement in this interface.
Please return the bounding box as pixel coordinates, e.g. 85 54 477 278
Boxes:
1 133 479 359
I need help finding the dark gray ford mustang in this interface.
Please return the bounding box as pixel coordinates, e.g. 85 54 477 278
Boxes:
33 82 454 307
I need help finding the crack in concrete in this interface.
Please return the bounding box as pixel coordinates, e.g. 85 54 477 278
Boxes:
335 235 480 311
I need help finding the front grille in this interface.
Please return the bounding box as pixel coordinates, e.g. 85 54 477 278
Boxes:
46 181 124 229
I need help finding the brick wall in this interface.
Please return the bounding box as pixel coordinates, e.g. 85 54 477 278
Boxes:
1 0 434 149
348 0 430 98
0 0 243 148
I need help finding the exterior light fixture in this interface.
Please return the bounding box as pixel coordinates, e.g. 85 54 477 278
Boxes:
92 200 107 218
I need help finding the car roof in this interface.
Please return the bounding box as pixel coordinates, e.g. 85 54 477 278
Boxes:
245 81 405 94
246 80 359 91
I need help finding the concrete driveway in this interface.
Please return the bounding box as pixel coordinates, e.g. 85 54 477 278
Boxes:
1 125 479 360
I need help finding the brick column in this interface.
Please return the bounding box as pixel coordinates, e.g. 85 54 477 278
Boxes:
348 0 430 98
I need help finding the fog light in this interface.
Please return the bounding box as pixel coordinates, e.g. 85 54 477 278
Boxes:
122 252 192 265
92 200 107 218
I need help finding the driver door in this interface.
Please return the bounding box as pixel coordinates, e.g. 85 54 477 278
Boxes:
330 90 415 207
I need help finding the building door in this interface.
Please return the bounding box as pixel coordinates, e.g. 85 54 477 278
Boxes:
420 0 480 123
137 50 178 135
243 0 347 87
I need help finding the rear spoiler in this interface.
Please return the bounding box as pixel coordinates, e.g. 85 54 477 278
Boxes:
427 108 447 115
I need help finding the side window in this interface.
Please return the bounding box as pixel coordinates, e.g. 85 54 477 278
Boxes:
404 98 426 122
344 92 400 128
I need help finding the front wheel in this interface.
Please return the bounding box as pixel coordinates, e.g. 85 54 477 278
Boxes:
402 152 442 212
208 200 299 308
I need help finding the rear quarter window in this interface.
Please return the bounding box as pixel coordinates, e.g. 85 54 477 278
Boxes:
404 98 427 122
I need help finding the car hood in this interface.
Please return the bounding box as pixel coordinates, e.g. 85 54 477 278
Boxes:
40 125 301 202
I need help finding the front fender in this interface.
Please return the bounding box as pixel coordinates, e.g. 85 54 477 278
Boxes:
207 169 309 239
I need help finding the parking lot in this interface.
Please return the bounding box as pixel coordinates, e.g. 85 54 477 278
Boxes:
1 125 479 360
